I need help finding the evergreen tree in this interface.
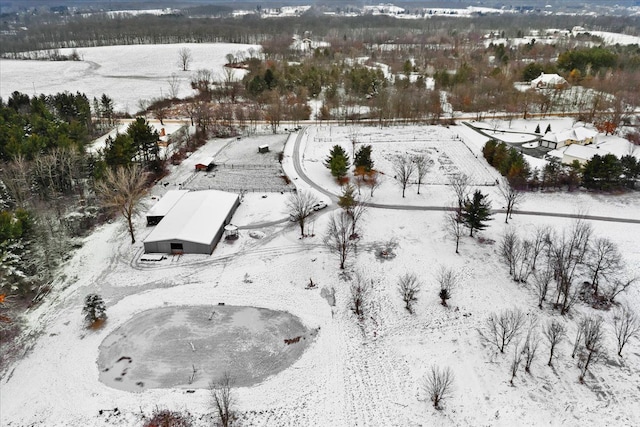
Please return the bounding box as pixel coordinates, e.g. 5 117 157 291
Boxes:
535 124 541 133
462 190 493 237
83 293 107 326
126 117 159 170
324 145 351 181
545 124 551 134
354 144 374 173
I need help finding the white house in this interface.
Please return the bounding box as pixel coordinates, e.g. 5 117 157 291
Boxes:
530 73 568 89
562 144 608 165
540 126 598 149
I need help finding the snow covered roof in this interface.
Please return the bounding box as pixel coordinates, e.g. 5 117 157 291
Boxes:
574 126 598 141
195 156 214 167
146 190 189 218
144 190 239 246
550 126 598 143
563 144 606 161
531 73 567 87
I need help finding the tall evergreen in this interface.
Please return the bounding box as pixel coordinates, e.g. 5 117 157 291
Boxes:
462 190 493 237
324 145 351 181
354 144 374 173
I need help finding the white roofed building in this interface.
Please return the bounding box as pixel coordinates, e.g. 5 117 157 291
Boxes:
146 190 189 226
540 126 598 149
530 73 568 89
143 190 240 255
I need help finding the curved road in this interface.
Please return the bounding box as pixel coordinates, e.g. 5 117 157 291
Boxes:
290 126 640 225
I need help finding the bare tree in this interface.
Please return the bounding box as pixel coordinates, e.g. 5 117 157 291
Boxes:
398 273 421 314
543 319 567 366
551 219 593 315
449 173 471 209
533 268 554 309
423 366 454 410
178 47 192 72
586 237 621 298
509 340 524 385
95 164 148 244
523 322 540 373
350 272 371 320
500 228 534 283
286 191 318 237
167 73 181 99
210 372 235 427
578 316 605 382
445 207 465 254
338 184 367 239
498 180 525 224
366 170 383 197
613 305 640 357
393 154 415 198
413 154 431 195
606 275 637 303
479 309 525 353
436 266 460 307
324 211 356 270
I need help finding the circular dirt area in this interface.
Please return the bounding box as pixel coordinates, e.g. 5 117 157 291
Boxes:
98 305 314 391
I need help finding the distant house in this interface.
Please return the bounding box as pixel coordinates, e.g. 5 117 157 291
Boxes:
144 190 240 255
530 73 568 89
195 156 215 171
540 126 598 149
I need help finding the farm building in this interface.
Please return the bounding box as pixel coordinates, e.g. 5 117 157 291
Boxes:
195 157 215 171
143 189 240 255
146 190 189 225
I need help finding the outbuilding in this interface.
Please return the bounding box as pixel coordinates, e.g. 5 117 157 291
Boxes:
258 144 270 153
195 156 215 171
143 189 240 255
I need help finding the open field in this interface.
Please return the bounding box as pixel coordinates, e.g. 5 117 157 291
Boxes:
0 43 259 113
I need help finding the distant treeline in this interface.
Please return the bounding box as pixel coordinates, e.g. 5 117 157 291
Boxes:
1 12 639 56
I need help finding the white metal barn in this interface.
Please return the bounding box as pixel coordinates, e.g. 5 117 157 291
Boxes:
143 190 240 255
145 190 189 225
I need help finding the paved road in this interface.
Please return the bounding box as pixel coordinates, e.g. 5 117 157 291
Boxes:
289 126 640 225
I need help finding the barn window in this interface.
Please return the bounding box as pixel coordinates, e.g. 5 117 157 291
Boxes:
170 243 183 251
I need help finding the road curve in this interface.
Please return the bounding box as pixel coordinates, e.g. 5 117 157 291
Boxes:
290 126 640 225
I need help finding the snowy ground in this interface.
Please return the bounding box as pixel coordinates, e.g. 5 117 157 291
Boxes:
1 124 639 427
0 43 260 113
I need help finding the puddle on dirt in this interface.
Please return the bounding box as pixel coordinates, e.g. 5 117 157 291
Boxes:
98 305 313 391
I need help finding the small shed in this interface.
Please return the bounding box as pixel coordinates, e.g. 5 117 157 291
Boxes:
195 156 215 171
258 144 270 153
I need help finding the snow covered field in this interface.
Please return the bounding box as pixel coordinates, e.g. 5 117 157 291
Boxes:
1 124 640 426
0 43 260 113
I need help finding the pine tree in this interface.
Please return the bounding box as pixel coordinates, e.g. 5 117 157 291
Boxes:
462 190 493 237
324 145 351 181
535 124 541 133
354 145 374 173
83 293 107 326
545 124 551 134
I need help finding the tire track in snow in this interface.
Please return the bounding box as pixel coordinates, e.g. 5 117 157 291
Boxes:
339 319 413 426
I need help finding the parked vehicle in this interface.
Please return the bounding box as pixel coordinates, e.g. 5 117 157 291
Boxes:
312 201 328 211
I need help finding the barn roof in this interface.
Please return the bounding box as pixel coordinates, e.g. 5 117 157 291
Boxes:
146 190 189 218
144 190 239 246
